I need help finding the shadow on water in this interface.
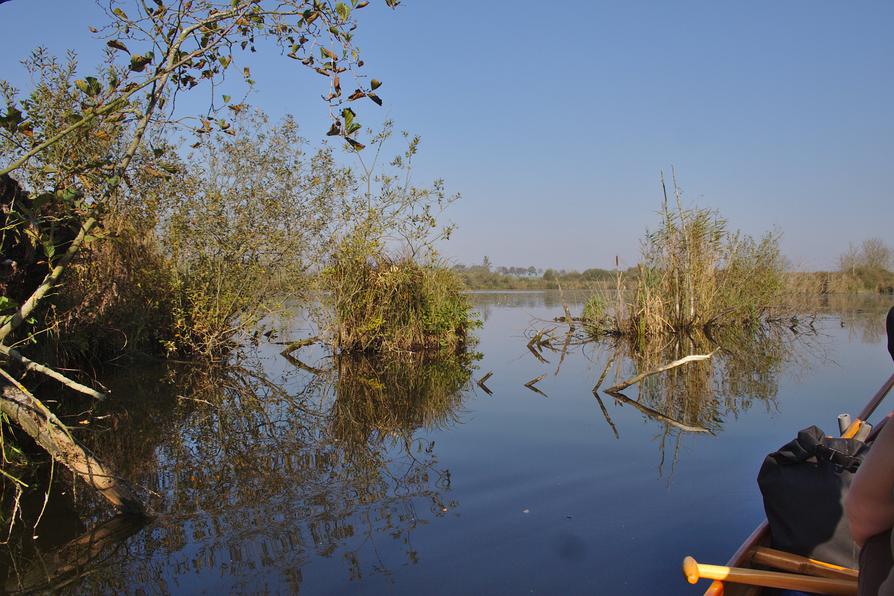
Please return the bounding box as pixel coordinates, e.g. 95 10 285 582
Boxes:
0 351 476 593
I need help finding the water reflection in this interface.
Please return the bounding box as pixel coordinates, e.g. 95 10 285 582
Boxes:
0 293 890 594
2 352 475 593
601 325 807 432
585 325 816 479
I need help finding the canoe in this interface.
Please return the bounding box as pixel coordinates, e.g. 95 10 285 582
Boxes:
692 309 894 595
702 521 770 596
693 521 860 595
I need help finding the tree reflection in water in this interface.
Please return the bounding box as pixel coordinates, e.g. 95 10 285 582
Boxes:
591 323 821 479
1 351 476 593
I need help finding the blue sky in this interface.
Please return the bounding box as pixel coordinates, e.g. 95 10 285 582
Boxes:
1 1 892 270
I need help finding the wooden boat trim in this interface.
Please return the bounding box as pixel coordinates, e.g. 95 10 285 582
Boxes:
704 521 769 596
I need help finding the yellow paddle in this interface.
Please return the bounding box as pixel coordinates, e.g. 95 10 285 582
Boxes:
683 556 857 595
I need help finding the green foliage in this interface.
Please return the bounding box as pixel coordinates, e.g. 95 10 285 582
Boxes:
160 112 354 358
311 121 474 355
43 229 174 363
323 237 478 353
454 264 615 290
596 175 786 337
582 294 606 327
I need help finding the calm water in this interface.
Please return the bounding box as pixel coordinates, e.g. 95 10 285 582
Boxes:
2 293 893 594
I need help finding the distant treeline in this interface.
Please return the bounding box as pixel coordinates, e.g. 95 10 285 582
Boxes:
453 262 622 290
456 264 894 294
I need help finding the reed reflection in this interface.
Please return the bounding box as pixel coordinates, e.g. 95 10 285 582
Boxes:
2 352 475 593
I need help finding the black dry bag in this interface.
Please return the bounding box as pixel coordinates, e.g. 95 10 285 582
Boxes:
757 425 866 568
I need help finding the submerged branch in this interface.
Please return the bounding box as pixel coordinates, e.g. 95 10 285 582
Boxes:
476 371 493 395
279 336 321 356
6 514 147 593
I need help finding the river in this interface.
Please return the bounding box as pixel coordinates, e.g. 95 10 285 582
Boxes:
2 292 892 594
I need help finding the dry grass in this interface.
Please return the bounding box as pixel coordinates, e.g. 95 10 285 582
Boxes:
322 237 478 354
592 177 786 339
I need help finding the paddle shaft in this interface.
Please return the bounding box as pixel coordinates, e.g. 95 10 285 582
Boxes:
751 546 858 581
842 371 894 438
684 556 857 595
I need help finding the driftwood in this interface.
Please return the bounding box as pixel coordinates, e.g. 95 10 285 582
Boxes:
604 350 716 393
6 514 147 593
0 380 146 516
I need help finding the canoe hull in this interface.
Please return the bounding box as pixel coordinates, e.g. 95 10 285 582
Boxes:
705 521 770 596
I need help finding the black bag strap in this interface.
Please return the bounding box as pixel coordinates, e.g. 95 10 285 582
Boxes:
771 426 863 472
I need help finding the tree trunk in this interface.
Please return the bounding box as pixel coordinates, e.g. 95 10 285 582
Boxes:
0 383 147 516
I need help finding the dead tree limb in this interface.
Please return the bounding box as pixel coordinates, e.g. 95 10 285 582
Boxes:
1 346 105 400
0 379 146 516
603 350 716 394
0 217 96 344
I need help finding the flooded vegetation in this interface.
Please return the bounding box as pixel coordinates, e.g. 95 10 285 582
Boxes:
0 293 891 593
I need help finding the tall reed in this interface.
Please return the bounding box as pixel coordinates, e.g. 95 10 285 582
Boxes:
600 175 785 338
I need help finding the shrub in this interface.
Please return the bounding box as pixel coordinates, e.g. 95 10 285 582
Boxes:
323 238 477 353
592 175 785 338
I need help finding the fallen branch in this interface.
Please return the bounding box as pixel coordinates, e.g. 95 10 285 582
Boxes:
604 350 717 393
0 377 147 516
0 217 96 344
1 346 105 400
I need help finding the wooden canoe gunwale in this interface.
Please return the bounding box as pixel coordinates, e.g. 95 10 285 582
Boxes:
704 521 770 596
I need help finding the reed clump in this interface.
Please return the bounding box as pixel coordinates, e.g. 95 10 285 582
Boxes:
597 177 785 338
323 237 478 354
